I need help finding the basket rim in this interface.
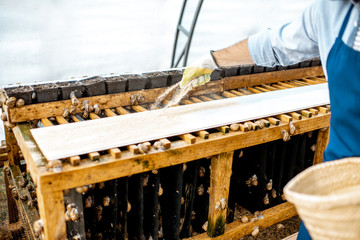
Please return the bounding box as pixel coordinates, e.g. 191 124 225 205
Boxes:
284 158 360 209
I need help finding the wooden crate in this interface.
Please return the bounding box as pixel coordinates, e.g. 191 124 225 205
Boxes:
1 66 330 239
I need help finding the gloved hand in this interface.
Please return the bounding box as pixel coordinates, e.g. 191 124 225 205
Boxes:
180 51 219 88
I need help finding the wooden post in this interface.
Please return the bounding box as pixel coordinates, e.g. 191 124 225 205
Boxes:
207 151 234 237
37 189 67 240
313 127 330 165
4 125 20 165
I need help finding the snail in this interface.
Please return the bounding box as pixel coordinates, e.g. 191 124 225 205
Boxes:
266 179 273 191
85 196 93 208
202 221 208 231
93 104 101 115
263 193 270 205
70 92 79 106
1 112 7 121
6 97 17 108
138 143 148 154
62 108 70 118
197 185 204 196
241 215 249 223
103 196 111 207
69 105 77 115
70 207 79 221
198 166 206 177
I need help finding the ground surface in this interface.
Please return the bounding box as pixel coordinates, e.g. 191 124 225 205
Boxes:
241 216 301 240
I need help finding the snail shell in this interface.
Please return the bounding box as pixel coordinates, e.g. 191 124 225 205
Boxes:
16 98 25 107
70 208 79 221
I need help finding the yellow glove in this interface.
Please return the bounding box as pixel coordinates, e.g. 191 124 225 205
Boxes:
180 51 218 88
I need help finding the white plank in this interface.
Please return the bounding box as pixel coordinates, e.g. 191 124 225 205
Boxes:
31 83 330 160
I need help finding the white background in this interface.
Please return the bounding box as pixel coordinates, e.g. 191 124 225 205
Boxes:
0 0 315 140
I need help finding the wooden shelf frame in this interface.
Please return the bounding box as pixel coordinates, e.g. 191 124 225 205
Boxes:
12 111 330 239
4 66 330 239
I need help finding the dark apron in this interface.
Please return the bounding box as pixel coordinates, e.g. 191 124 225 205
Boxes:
298 4 359 240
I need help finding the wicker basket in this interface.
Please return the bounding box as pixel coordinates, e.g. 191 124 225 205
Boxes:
284 158 360 240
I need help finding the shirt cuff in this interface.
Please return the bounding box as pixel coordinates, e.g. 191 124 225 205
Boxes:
248 30 277 67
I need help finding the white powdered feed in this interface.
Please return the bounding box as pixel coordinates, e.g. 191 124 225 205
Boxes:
163 83 193 108
151 82 180 109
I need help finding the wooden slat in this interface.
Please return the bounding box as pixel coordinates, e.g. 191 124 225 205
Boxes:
71 114 83 123
89 112 100 119
267 117 280 126
309 108 319 116
185 202 297 240
300 110 312 118
278 82 296 88
293 80 309 86
222 91 237 98
163 99 180 107
115 106 130 115
261 84 278 91
159 138 171 149
199 95 213 102
318 106 329 114
182 99 195 105
302 78 319 84
196 130 210 139
217 126 230 134
104 108 117 117
127 145 139 154
237 88 253 95
190 97 203 103
229 90 244 96
55 116 69 125
289 112 302 120
69 156 81 166
108 148 121 158
207 152 234 237
285 81 303 87
35 113 330 193
88 152 100 161
258 119 271 127
209 93 224 100
254 86 270 92
239 123 250 132
179 133 196 144
247 87 263 94
41 118 53 127
272 84 287 90
132 105 147 112
277 114 293 123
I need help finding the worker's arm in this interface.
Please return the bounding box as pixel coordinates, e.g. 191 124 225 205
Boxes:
180 0 324 88
212 39 254 66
